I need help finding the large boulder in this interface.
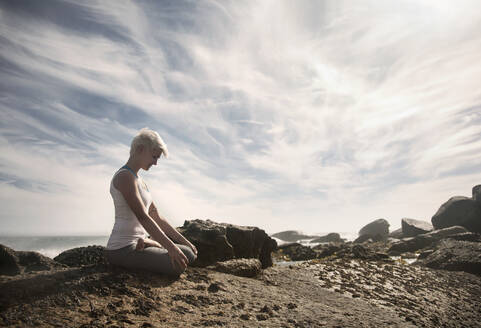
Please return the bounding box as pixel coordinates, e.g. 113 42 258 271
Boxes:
277 243 318 261
389 228 404 239
415 239 481 275
431 196 481 233
358 219 390 241
401 218 433 237
473 185 481 204
177 219 277 269
54 245 107 267
311 233 344 243
0 244 21 276
16 251 63 273
388 226 468 254
208 258 262 278
1 244 63 276
270 230 318 242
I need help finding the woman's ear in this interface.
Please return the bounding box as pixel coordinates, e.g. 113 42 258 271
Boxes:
137 144 145 153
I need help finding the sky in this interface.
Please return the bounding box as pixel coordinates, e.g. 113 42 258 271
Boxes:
0 0 480 236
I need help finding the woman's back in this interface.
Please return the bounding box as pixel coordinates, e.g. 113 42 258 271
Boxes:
106 169 152 250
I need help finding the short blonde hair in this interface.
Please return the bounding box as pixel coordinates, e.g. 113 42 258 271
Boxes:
130 127 169 158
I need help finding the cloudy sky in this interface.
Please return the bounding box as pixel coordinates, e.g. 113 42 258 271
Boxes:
1 0 480 236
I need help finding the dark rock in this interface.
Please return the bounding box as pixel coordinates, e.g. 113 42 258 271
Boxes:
240 314 250 320
431 196 481 232
414 239 481 275
208 258 262 278
207 283 221 293
473 185 481 204
277 243 317 261
256 313 268 321
423 226 468 239
178 219 276 268
353 234 384 244
388 226 468 254
16 251 63 272
389 228 404 239
352 245 370 259
445 232 481 242
312 244 341 258
54 245 107 267
311 233 344 243
418 249 434 260
401 218 433 237
1 245 62 275
358 219 389 241
270 230 318 242
0 244 21 276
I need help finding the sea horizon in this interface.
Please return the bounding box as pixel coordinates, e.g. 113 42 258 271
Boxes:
0 231 359 259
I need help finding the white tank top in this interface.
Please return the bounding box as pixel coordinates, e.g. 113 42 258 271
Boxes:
106 169 153 250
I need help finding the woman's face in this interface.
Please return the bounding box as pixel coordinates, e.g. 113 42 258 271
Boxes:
140 146 162 170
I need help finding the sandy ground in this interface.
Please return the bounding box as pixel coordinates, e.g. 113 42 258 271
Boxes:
1 256 480 328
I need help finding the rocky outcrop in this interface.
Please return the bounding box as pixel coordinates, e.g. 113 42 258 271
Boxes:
473 185 481 204
312 244 342 258
276 243 318 261
54 245 107 267
414 239 481 275
0 245 21 276
208 258 262 278
389 228 404 239
432 196 481 233
388 226 468 254
334 244 390 261
17 251 63 273
0 244 64 276
401 218 433 237
353 234 385 244
357 219 389 242
270 230 318 242
311 233 344 243
177 219 277 269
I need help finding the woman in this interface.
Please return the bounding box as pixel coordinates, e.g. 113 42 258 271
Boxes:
104 128 197 277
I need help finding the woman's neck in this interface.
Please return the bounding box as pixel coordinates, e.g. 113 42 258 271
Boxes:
125 158 141 175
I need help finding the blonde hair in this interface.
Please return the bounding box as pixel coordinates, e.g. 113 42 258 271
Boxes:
130 128 169 158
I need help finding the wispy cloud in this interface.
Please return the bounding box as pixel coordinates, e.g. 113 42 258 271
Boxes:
0 0 480 235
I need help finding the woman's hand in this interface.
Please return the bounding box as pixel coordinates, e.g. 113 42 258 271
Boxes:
167 244 189 272
185 241 198 256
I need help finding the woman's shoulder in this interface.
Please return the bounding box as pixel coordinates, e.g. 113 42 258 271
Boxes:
112 169 137 190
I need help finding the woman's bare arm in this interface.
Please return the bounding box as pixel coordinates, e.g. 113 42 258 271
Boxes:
114 171 189 269
149 202 197 255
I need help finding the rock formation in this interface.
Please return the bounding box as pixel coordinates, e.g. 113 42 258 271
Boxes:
432 196 481 233
401 218 433 237
54 245 107 267
473 184 481 204
177 219 277 268
0 244 64 276
208 258 262 278
388 226 468 254
414 239 481 275
356 219 389 242
311 233 344 243
270 230 318 242
276 243 318 261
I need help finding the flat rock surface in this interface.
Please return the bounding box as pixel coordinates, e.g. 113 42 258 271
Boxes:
1 256 480 327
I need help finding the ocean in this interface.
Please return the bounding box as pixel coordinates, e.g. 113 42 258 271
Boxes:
0 235 109 258
0 232 358 259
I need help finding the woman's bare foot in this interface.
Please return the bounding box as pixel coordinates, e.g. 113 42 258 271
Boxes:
136 238 145 251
